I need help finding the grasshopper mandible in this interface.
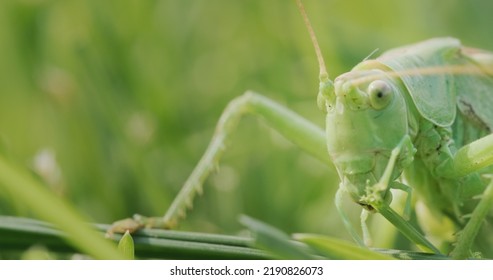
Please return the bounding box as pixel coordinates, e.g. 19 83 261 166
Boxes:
109 0 493 259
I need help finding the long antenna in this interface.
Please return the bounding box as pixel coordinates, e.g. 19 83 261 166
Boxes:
296 0 329 83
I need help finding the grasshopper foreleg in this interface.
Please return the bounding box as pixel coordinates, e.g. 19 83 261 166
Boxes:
361 136 440 253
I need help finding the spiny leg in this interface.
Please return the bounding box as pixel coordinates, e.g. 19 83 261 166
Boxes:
450 175 493 259
362 136 440 254
432 133 493 257
335 136 424 249
359 182 412 249
108 91 331 235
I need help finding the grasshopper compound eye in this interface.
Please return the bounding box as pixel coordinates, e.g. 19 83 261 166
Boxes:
368 80 393 110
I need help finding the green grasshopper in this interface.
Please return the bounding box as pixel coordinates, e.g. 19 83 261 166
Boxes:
109 0 493 259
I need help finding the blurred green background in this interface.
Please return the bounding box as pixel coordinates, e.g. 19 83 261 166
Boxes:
1 0 493 244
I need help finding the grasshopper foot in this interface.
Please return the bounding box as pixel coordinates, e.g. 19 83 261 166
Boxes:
106 214 176 238
106 216 145 238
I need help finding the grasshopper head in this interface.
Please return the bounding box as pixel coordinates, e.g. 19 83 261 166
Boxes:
319 68 412 208
294 0 415 208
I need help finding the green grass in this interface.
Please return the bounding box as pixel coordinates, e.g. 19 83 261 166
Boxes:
0 216 268 259
1 215 452 260
1 0 493 259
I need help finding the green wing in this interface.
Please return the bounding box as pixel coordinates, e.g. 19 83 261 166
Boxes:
455 47 493 131
377 37 461 127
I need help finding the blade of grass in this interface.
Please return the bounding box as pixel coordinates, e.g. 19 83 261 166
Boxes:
239 215 318 260
373 249 450 260
111 226 253 247
0 216 452 260
294 233 395 260
297 233 450 259
0 216 269 259
0 156 123 259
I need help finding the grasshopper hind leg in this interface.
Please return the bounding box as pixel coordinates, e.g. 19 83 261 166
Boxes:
108 91 330 235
